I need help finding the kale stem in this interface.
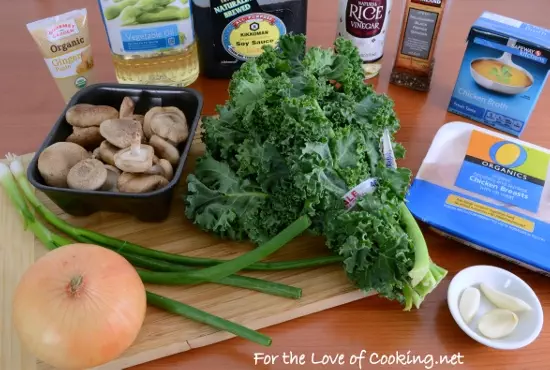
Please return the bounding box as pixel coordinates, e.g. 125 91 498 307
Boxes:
399 202 431 287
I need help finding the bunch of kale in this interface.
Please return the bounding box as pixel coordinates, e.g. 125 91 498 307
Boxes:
185 35 446 309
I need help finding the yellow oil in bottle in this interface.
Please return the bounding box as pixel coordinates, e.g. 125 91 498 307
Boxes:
111 42 199 86
97 0 199 87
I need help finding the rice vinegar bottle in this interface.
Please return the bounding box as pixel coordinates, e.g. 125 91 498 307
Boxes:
337 0 393 79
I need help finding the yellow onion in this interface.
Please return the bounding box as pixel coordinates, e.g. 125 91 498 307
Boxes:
12 243 146 369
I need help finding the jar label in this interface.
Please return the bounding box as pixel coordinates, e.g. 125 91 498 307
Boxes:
345 0 389 38
337 0 393 62
221 13 287 61
97 0 195 56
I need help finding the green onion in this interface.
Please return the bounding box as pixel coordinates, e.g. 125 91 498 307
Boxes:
10 159 340 271
0 162 71 251
137 216 311 285
77 234 302 299
146 291 271 346
124 252 302 299
1 160 272 345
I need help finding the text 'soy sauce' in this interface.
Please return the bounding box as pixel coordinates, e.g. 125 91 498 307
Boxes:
191 0 308 79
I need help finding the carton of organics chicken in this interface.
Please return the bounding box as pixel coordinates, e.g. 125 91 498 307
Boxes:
407 122 550 276
448 12 550 137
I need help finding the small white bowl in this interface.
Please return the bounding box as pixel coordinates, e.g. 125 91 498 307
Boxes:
448 265 543 350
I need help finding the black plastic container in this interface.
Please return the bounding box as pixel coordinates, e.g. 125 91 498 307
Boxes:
27 83 203 222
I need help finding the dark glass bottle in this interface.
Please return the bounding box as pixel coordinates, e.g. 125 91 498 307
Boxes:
191 0 308 79
337 0 393 78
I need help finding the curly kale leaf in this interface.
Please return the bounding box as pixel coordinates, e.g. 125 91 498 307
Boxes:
324 199 414 304
236 140 289 192
185 155 268 240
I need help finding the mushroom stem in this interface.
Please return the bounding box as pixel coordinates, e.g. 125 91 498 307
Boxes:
130 132 142 157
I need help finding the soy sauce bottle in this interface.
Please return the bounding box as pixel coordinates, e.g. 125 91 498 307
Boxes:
191 0 308 78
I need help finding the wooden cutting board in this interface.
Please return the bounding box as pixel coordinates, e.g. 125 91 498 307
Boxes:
0 133 370 370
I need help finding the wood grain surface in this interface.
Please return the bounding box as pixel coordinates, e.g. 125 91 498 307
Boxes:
0 145 372 370
0 0 549 369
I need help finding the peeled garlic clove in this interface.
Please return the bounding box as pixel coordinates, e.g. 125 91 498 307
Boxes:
478 309 518 339
480 283 531 312
459 286 481 323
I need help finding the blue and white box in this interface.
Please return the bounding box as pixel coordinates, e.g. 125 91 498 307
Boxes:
448 12 550 137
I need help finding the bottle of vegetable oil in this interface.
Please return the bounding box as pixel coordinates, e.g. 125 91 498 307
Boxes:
97 0 199 86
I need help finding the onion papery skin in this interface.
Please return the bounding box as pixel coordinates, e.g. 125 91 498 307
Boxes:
12 244 147 370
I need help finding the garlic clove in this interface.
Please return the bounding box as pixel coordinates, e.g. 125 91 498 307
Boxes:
459 286 481 323
477 309 519 339
480 283 531 312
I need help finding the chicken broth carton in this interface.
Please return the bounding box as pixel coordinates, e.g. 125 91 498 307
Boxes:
407 122 550 276
448 12 550 137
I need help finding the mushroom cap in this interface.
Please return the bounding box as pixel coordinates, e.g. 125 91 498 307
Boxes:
142 113 154 140
132 114 145 125
104 164 121 175
66 104 119 127
145 106 188 145
98 140 119 166
143 164 164 176
92 147 101 160
117 173 169 193
149 135 180 166
38 142 90 187
114 144 154 173
67 159 108 190
120 97 135 118
66 126 103 150
143 159 173 181
101 165 121 191
158 159 174 181
99 119 144 148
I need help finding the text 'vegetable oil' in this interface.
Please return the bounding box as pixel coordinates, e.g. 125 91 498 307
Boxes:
97 0 199 87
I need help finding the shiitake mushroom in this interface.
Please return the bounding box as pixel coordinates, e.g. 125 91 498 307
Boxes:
67 159 108 191
114 133 155 173
144 106 188 145
149 135 179 166
66 126 103 150
65 104 118 127
37 142 90 187
100 119 144 149
41 98 187 193
117 172 169 193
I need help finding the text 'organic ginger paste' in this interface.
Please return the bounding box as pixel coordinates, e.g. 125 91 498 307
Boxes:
27 8 96 103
